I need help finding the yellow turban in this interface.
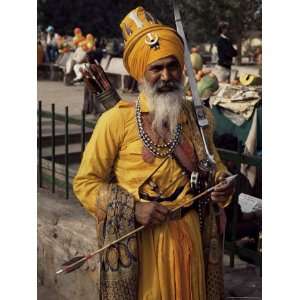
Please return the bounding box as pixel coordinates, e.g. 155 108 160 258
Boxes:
120 7 184 81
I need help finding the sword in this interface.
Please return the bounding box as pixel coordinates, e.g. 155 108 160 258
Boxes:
173 0 215 164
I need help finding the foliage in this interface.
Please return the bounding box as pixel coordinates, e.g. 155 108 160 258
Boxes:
37 0 261 45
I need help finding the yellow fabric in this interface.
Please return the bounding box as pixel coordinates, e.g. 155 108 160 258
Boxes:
120 7 184 80
73 95 227 300
73 34 85 47
138 210 206 300
81 38 95 52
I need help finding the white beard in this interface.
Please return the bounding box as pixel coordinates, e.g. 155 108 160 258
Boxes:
139 79 184 136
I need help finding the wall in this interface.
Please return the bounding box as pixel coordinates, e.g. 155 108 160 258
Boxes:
38 189 100 300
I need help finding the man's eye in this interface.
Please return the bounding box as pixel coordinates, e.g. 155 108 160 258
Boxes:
168 63 179 70
151 67 162 72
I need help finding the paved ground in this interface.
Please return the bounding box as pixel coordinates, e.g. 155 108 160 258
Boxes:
38 265 261 300
37 80 85 116
37 80 262 299
223 258 261 299
37 80 136 117
37 189 261 299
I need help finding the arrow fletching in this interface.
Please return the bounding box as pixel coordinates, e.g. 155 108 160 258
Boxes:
56 255 87 275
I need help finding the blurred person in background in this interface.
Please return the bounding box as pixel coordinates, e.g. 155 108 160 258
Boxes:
45 25 58 63
73 33 97 83
214 21 237 83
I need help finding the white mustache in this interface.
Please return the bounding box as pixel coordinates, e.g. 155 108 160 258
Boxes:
154 80 181 93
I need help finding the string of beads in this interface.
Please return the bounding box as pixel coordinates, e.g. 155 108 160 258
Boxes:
135 97 182 158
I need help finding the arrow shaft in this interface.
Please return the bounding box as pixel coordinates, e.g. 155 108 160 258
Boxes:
56 175 237 274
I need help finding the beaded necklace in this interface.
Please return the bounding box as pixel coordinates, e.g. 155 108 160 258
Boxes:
135 97 182 158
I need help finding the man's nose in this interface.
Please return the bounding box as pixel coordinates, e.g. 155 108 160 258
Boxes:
161 67 170 81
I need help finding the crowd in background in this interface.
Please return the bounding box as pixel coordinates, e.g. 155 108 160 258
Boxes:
37 25 124 65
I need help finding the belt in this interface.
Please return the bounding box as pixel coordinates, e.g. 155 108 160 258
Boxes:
139 186 185 203
139 186 196 220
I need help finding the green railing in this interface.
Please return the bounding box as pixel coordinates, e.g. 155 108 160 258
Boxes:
37 101 95 199
218 147 262 272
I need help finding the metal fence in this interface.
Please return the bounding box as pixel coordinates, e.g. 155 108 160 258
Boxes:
37 101 262 270
37 100 95 199
218 148 262 272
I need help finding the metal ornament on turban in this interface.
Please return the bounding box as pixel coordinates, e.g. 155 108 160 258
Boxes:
120 6 184 81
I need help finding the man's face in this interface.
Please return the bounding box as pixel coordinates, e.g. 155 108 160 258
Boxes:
222 27 228 35
140 56 184 135
143 56 182 93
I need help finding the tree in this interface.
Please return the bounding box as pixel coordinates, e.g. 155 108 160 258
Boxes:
173 0 262 62
37 0 261 62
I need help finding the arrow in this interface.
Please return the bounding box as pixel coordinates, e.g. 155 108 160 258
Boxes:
56 174 237 275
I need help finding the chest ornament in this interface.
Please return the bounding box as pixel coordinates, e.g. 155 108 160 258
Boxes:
135 97 182 158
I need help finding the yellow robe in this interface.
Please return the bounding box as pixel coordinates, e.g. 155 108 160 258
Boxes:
73 94 228 300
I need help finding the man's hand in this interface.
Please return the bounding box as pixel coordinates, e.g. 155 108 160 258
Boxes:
211 172 235 204
135 202 169 226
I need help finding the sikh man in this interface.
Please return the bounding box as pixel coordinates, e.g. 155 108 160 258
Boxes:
73 7 234 300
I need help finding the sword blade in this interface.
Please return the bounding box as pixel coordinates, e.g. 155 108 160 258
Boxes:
173 0 215 163
173 0 208 127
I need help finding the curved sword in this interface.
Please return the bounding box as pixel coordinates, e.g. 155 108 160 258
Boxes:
173 0 215 164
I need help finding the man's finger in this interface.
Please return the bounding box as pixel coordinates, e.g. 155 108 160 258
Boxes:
154 203 170 215
214 182 231 192
212 189 228 195
152 210 167 223
211 195 227 203
211 191 229 198
216 171 231 183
